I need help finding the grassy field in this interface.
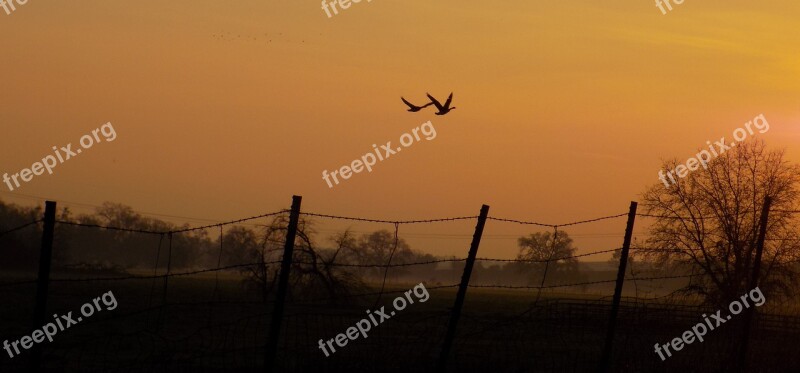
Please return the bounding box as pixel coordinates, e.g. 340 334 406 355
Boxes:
0 270 798 372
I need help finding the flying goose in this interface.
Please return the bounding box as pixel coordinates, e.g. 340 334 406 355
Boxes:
401 97 434 112
426 92 456 115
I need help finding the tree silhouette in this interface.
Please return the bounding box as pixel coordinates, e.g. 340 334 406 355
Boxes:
513 230 579 285
340 230 413 279
641 139 800 306
242 215 366 303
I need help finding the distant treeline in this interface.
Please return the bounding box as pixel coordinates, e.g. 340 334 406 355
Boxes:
0 200 623 290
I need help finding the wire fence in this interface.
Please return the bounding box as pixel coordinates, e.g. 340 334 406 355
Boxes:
0 199 798 372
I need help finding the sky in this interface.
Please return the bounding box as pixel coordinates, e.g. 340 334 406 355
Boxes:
1 0 798 259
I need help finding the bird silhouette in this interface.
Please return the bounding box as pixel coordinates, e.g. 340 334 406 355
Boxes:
401 97 434 112
426 92 456 115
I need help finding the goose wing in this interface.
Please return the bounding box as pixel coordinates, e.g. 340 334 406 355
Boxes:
401 97 418 109
426 93 444 110
444 92 454 108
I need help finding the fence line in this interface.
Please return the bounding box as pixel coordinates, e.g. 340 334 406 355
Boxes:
1 197 789 371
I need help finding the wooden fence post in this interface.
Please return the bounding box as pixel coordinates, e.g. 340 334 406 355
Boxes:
599 201 638 372
265 195 302 371
30 201 56 372
436 204 490 372
737 196 771 371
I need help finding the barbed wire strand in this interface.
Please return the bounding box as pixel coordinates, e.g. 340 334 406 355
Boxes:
323 258 466 268
0 258 702 288
55 220 164 235
169 210 289 234
49 209 733 239
467 274 699 290
0 261 284 288
299 212 477 224
0 219 42 238
0 251 626 289
48 261 285 283
475 248 620 264
487 212 628 228
53 210 288 236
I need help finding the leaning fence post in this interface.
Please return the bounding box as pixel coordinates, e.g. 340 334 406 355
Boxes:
436 204 490 372
599 201 638 373
265 195 302 371
737 196 771 371
30 201 56 372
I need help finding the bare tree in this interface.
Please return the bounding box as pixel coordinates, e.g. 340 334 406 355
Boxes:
641 139 800 306
241 215 366 303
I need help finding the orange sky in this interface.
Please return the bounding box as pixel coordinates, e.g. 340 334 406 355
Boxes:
1 1 798 259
